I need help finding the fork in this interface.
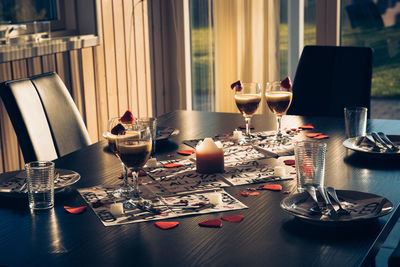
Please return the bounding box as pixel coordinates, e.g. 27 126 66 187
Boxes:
326 187 350 215
378 132 399 152
371 132 393 152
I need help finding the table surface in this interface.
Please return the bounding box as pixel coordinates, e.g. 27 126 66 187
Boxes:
1 110 400 267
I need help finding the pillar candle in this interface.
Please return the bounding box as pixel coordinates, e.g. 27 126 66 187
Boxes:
196 138 224 174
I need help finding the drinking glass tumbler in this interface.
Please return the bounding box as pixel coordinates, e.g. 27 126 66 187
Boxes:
25 161 55 210
344 107 367 138
294 141 327 193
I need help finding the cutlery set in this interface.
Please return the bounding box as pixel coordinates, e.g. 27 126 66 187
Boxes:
306 186 350 219
369 132 399 152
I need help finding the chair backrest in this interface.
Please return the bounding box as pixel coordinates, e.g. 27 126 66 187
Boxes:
287 45 373 117
0 78 58 162
30 72 91 158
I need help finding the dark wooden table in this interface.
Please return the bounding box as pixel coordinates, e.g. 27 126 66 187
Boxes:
1 110 400 266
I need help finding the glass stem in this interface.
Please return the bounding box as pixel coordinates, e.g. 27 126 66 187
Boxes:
123 164 129 189
132 169 140 199
276 115 282 137
245 117 251 136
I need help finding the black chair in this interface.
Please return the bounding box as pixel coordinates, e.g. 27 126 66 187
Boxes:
0 72 91 163
31 72 91 158
0 78 58 162
287 45 373 117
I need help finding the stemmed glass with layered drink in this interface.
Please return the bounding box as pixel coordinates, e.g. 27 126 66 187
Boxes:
265 78 293 143
115 123 152 201
233 82 261 142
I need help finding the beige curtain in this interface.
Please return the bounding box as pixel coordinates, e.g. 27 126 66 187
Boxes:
213 0 280 114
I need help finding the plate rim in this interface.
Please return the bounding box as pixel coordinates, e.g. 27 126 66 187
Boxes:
280 189 393 225
0 168 80 195
343 134 400 155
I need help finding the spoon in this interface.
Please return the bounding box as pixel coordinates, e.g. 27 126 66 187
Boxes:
305 186 322 215
326 187 350 215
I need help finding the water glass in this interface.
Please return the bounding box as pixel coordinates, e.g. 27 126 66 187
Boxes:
25 161 55 210
137 117 157 155
294 141 327 193
344 107 367 138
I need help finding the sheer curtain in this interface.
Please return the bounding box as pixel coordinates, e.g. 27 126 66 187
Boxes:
213 0 280 114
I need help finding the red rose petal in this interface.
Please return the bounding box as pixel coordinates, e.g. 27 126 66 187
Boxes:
299 124 315 130
283 159 295 166
230 80 242 92
314 135 330 139
120 110 135 124
221 215 244 223
64 206 87 214
305 133 322 138
164 163 184 168
177 150 195 155
198 219 222 228
261 184 282 191
154 221 179 230
280 76 292 90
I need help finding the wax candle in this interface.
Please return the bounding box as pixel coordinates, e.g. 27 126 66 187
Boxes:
196 138 224 174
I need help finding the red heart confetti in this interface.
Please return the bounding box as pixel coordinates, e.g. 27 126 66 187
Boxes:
192 202 208 206
314 135 330 139
221 215 244 223
154 221 179 230
305 133 322 138
164 163 183 168
177 150 195 155
283 159 295 166
261 184 282 191
299 124 314 130
237 191 250 197
199 219 222 228
246 187 258 191
280 76 292 90
64 206 87 214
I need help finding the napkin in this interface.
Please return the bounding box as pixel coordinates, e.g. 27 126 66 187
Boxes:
252 143 294 158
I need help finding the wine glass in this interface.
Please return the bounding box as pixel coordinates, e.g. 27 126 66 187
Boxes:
265 81 293 142
234 82 261 141
105 117 123 157
115 124 152 200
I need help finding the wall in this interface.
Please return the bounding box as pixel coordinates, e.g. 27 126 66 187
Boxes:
0 0 153 172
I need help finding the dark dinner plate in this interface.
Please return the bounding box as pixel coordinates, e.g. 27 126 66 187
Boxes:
0 169 80 195
343 135 400 156
281 190 393 226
